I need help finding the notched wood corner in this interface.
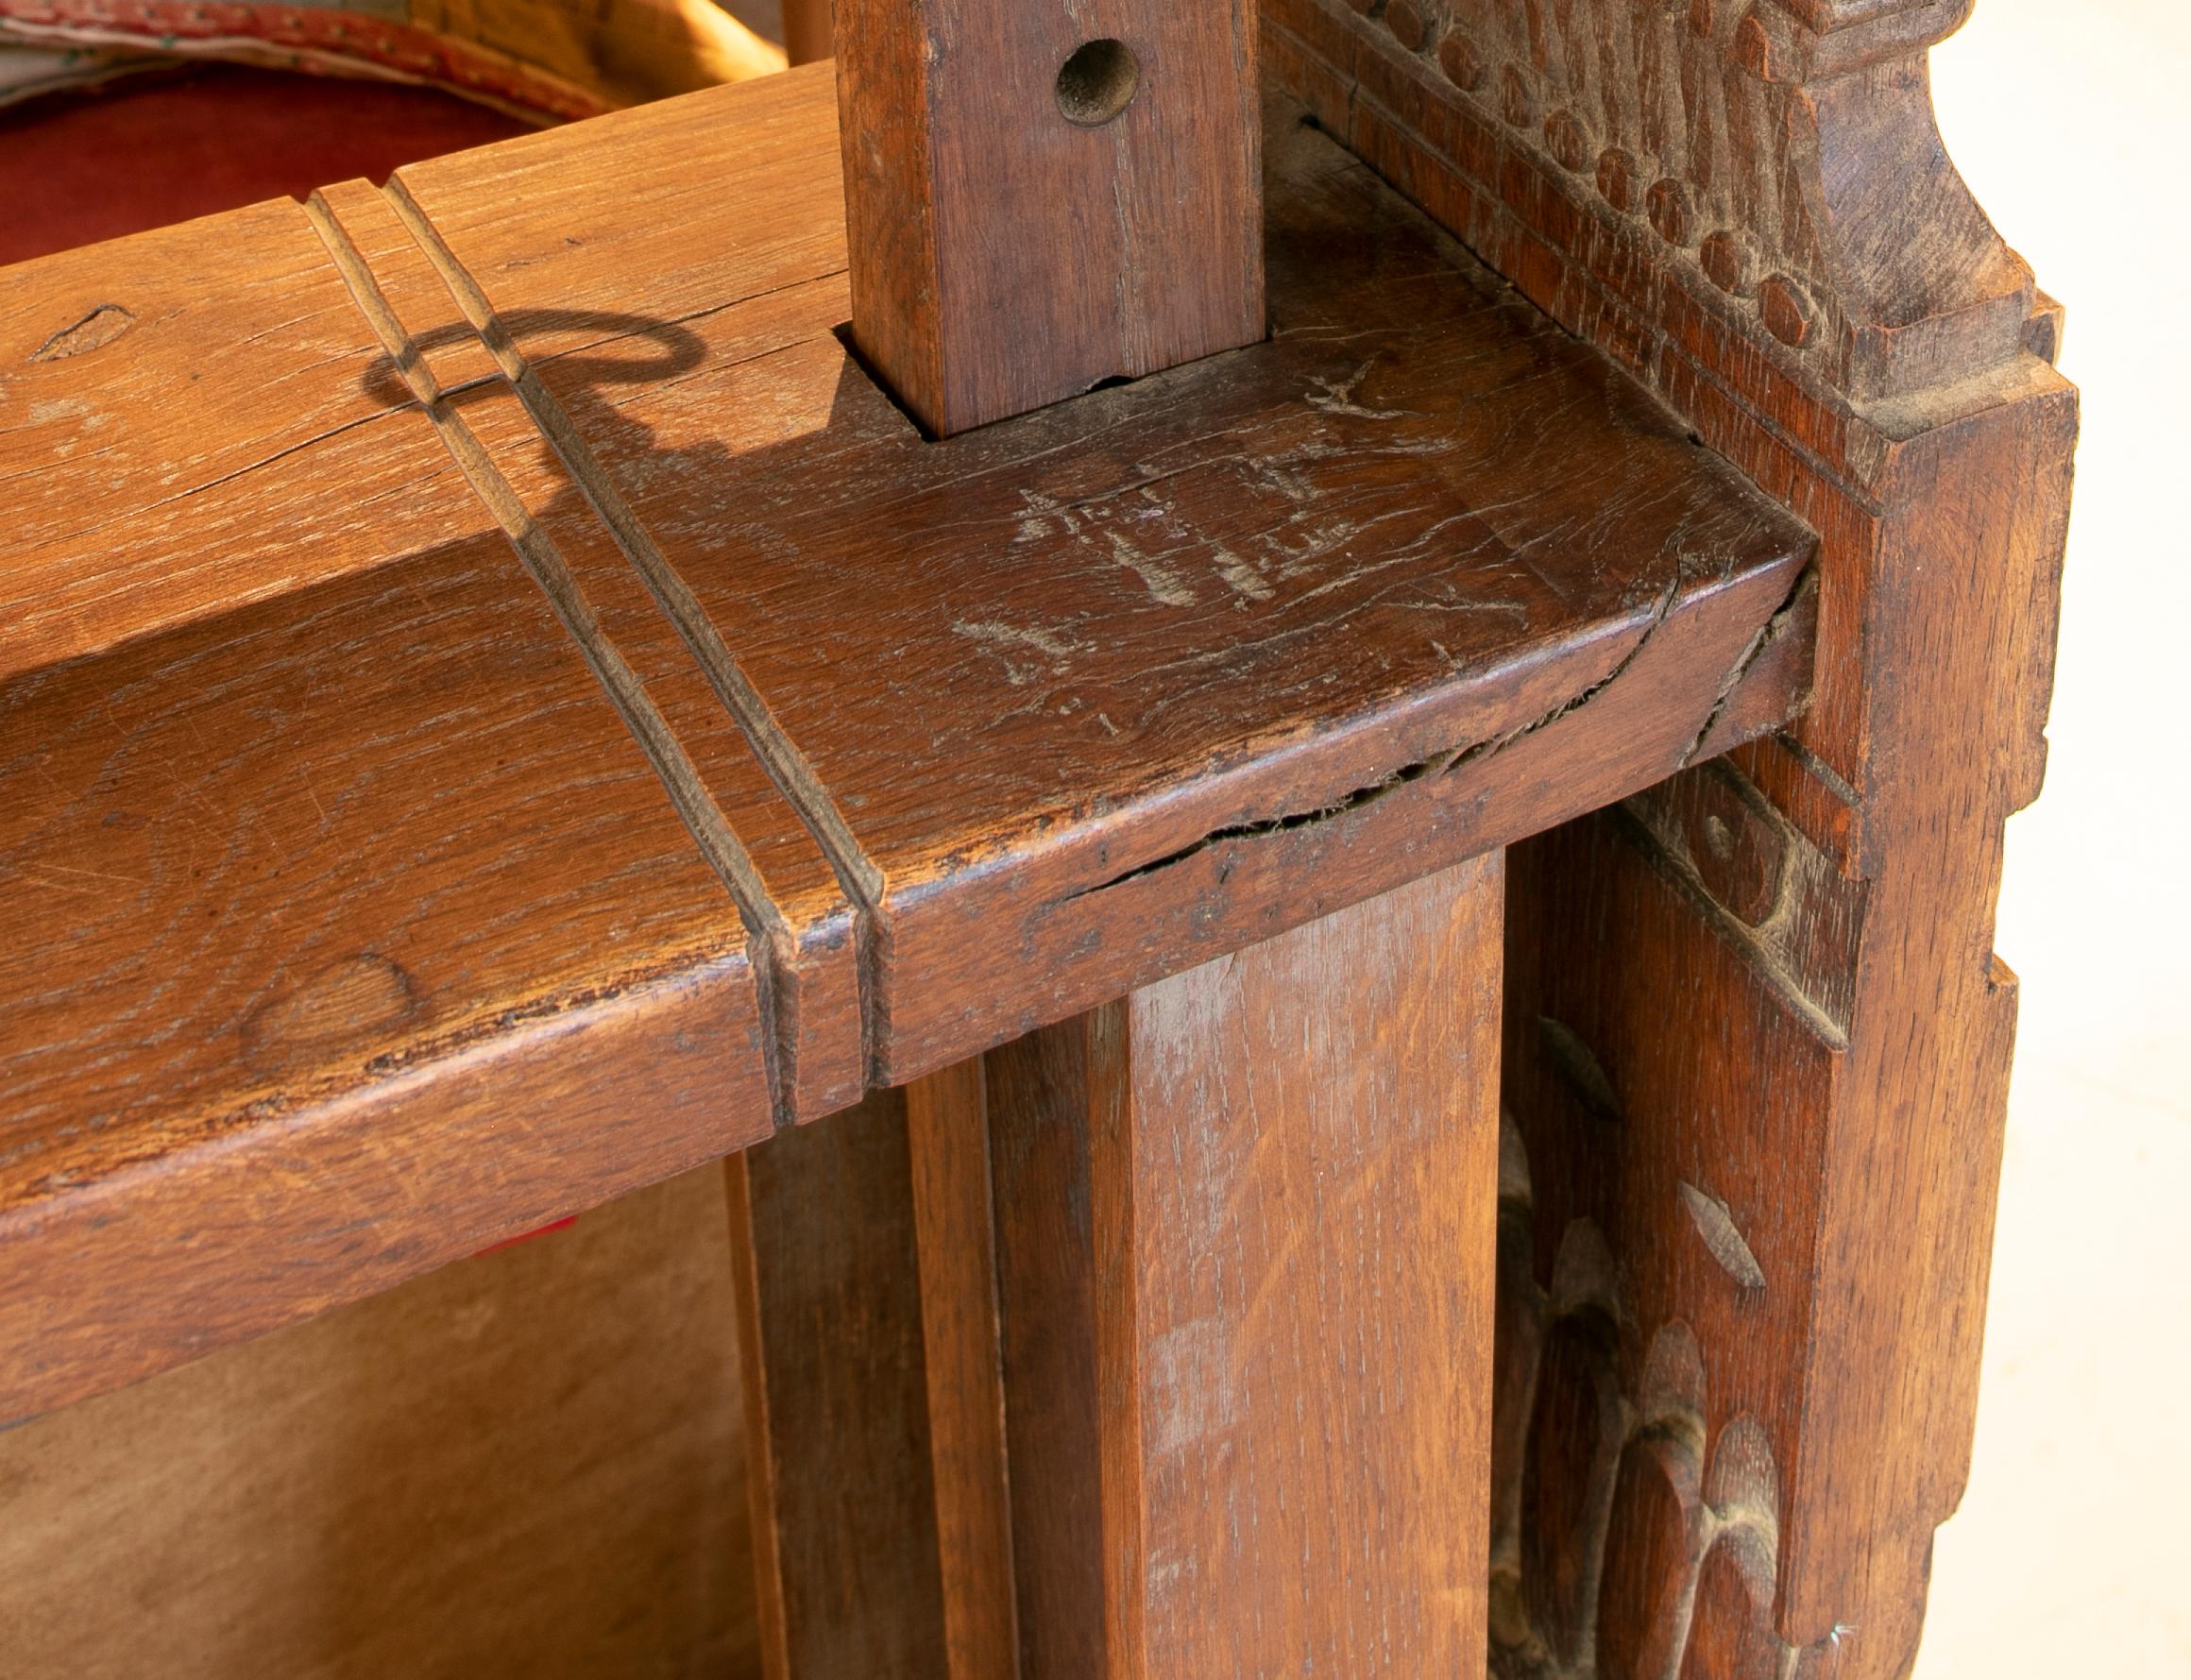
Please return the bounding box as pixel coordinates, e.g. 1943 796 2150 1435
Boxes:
29 305 136 363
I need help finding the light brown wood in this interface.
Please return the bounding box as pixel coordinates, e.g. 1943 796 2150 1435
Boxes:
990 850 1503 1676
0 1165 758 1680
738 854 1505 1676
0 193 788 1426
0 67 1815 1425
830 0 1265 433
1256 1 2078 1673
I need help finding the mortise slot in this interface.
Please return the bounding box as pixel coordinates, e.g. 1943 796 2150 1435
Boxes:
830 322 1167 440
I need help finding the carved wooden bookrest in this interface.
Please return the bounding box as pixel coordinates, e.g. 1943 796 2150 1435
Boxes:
0 3 2071 1675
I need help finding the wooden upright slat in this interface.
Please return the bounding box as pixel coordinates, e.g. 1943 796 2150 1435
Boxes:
395 75 1816 1084
1003 854 1502 1677
904 1061 1022 1680
830 0 1264 433
733 855 1503 1678
726 1088 949 1680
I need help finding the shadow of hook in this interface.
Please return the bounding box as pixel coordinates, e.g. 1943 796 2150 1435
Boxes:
360 308 707 411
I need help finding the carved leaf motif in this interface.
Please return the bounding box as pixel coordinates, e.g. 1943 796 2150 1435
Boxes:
1679 1180 1767 1291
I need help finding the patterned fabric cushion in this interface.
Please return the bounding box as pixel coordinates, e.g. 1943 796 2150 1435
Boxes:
0 0 782 119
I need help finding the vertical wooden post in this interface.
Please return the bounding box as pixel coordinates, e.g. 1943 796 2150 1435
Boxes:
903 1061 1021 1680
829 0 1265 434
989 853 1503 1676
726 1088 951 1680
735 856 1503 1675
728 1068 1021 1680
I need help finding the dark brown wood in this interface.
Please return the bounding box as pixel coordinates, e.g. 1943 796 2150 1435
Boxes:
0 66 1814 1423
728 1064 1021 1680
726 1086 950 1680
829 0 1265 434
905 1061 1023 1680
781 0 832 68
1254 1 2078 1674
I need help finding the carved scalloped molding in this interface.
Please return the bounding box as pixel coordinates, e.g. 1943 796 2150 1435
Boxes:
1329 0 2033 404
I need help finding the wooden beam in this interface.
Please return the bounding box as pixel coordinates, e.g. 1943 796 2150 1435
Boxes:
830 0 1265 433
733 855 1503 1676
0 68 1813 1424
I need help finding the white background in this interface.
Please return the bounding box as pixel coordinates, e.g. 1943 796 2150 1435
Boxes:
1924 5 2191 1673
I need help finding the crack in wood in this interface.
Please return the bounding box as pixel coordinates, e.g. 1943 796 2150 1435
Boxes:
27 304 135 362
1064 576 1687 904
1066 752 1447 898
1675 566 1819 770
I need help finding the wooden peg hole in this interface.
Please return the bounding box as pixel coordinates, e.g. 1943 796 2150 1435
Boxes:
1055 39 1140 127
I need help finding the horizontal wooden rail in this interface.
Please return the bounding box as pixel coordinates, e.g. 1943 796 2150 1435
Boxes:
0 63 1813 1424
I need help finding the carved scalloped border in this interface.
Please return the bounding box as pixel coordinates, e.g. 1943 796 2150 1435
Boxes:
1274 0 2034 407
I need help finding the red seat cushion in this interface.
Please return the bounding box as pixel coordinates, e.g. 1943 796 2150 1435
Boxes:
0 65 532 265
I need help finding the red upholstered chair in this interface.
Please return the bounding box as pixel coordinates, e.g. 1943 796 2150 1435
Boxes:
0 65 531 267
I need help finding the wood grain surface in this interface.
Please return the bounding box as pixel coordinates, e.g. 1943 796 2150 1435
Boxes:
831 0 1264 433
733 855 1503 1679
1 65 1813 1422
0 1165 759 1680
1084 852 1503 1677
0 205 776 1424
1254 3 2079 1673
395 68 1815 1086
726 1087 950 1680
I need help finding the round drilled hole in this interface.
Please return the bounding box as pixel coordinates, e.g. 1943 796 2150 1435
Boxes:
1055 39 1140 127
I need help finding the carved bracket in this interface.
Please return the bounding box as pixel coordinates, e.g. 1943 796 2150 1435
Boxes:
1311 0 2031 402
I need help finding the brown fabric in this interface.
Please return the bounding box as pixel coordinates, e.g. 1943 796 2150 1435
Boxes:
0 0 784 121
